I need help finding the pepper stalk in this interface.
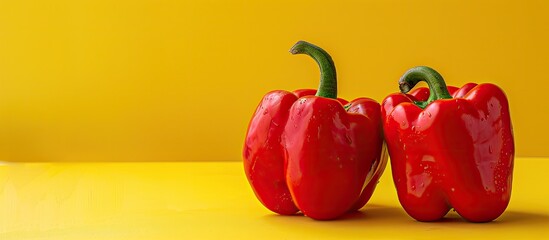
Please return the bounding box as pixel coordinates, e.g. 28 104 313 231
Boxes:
399 66 453 109
290 41 337 99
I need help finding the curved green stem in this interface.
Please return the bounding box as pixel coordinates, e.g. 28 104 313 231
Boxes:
399 66 452 108
290 41 337 99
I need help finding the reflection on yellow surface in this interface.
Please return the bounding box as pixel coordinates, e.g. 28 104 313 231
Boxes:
0 1 548 161
1 158 548 239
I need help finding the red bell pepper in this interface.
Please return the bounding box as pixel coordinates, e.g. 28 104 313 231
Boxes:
243 41 387 220
382 66 514 222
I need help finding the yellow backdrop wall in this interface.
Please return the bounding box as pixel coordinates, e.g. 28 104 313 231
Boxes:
0 0 547 161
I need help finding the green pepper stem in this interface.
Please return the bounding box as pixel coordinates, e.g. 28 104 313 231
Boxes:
290 41 337 99
399 66 452 108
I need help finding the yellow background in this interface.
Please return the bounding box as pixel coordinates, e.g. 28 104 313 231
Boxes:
0 0 548 161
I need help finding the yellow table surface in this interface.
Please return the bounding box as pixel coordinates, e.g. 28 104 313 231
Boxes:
1 158 548 239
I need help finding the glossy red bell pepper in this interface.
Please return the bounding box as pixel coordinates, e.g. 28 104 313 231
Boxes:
382 66 514 222
243 41 387 220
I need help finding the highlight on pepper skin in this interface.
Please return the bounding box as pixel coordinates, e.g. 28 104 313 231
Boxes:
243 41 387 220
